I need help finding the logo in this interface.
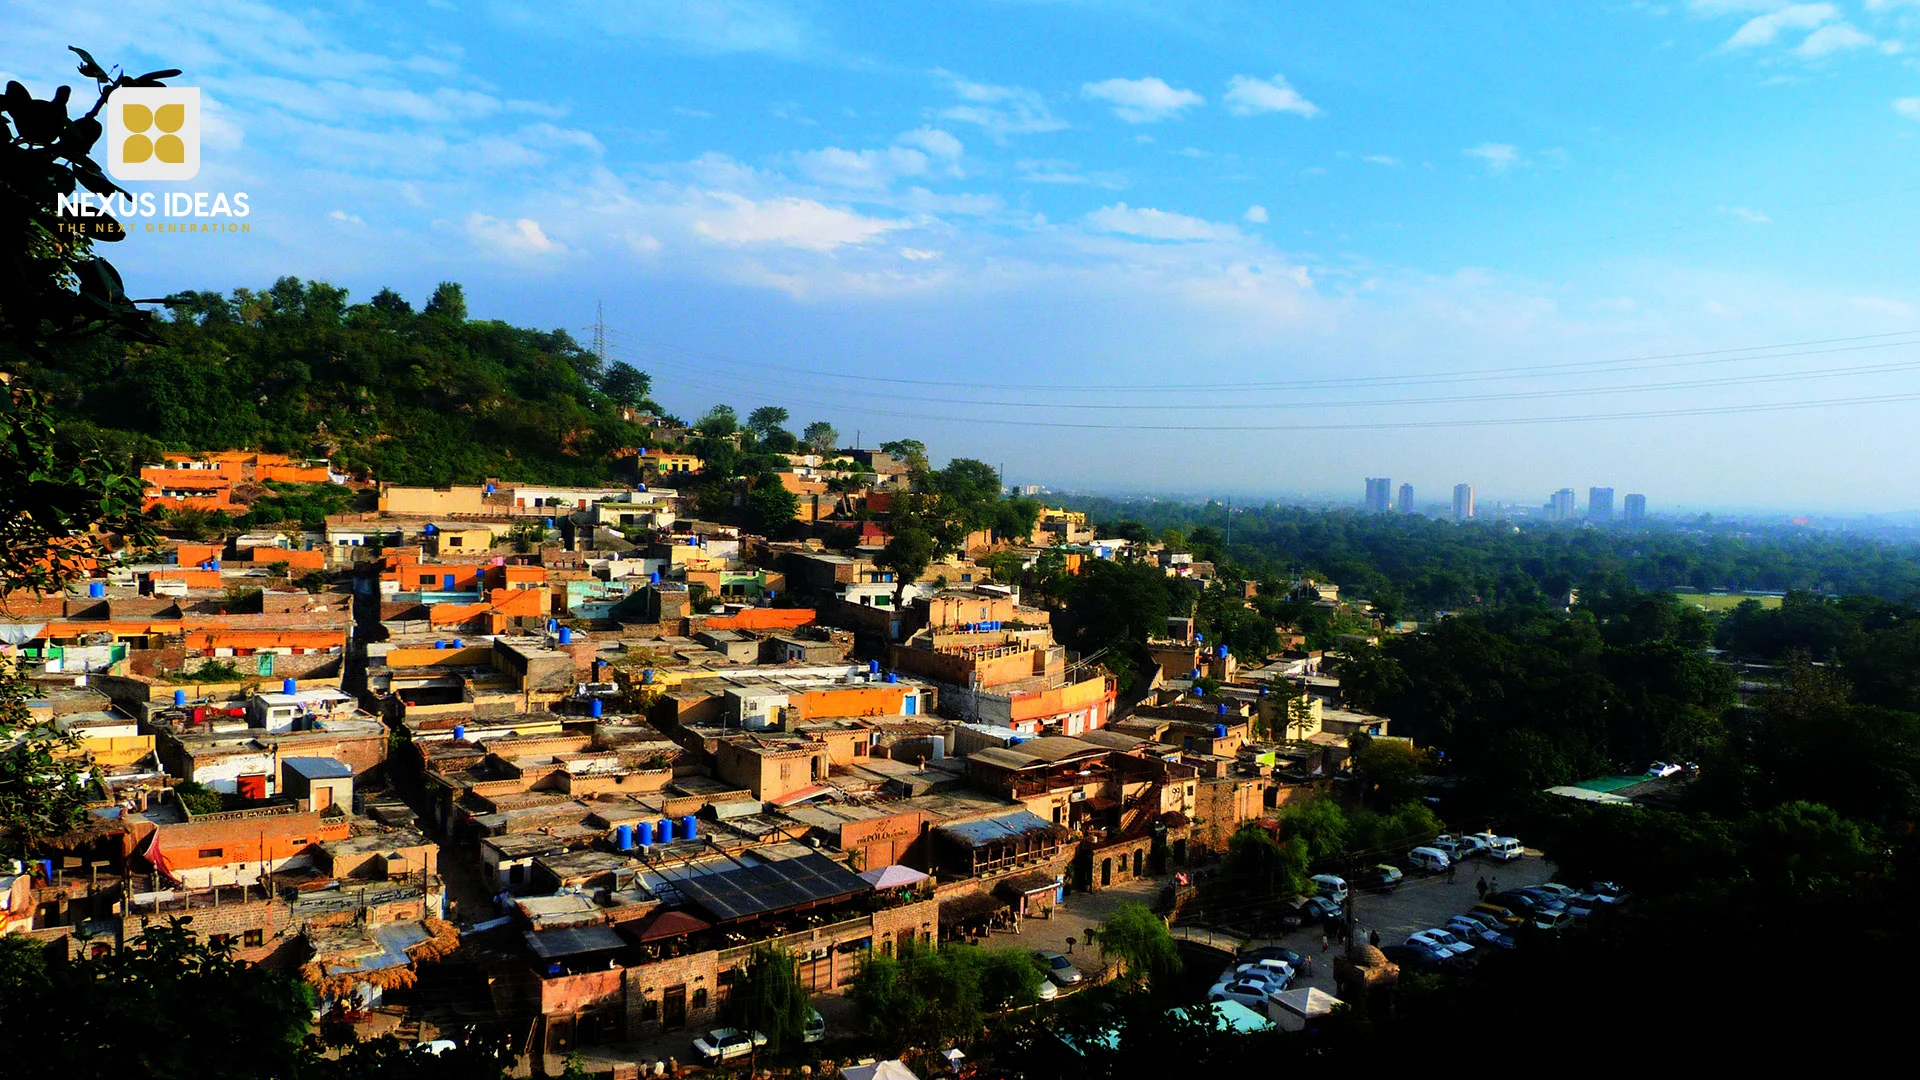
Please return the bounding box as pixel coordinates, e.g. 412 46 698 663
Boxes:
105 87 200 181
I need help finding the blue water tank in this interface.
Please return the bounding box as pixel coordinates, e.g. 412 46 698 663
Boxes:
1214 724 1228 738
682 815 698 841
1196 633 1205 644
88 581 104 598
453 724 467 741
559 626 573 645
173 690 187 707
885 672 898 683
650 571 661 584
434 640 447 650
1217 703 1228 716
547 619 559 632
546 518 554 528
659 817 676 843
1190 668 1201 680
590 698 603 718
637 820 655 847
283 677 297 695
210 560 221 571
868 660 881 674
424 523 437 535
452 638 463 648
642 669 654 685
1217 644 1229 660
616 824 635 850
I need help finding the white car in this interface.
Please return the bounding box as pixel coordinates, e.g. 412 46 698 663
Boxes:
1311 874 1349 903
1036 979 1059 1001
1209 979 1280 1010
692 1028 768 1064
1480 835 1524 861
1408 929 1475 958
1646 761 1682 778
1232 959 1295 984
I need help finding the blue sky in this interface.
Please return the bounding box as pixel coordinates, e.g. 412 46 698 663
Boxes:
12 1 1920 511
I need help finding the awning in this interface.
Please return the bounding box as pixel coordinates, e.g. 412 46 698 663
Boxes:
771 784 832 807
626 907 713 943
859 864 930 890
993 871 1060 901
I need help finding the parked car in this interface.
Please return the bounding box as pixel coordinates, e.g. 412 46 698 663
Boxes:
1587 881 1632 906
693 1029 768 1064
1220 968 1290 996
1209 979 1281 1010
1354 864 1404 891
1239 945 1307 968
802 1008 826 1043
1034 950 1084 986
1447 915 1515 949
1491 890 1566 919
1470 903 1526 928
1407 846 1451 874
1645 761 1682 778
1379 943 1453 973
1231 958 1296 985
1532 910 1575 932
1311 874 1349 903
1528 883 1597 916
1451 835 1488 861
1454 910 1505 933
1300 896 1343 922
1408 929 1475 959
1036 979 1059 1001
1481 836 1525 861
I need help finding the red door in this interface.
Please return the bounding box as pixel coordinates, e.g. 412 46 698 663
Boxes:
237 775 267 800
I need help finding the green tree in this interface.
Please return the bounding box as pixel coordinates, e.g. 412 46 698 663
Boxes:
697 404 738 436
802 420 840 455
1096 902 1181 992
851 939 984 1052
730 945 812 1056
423 280 466 321
746 405 790 437
1220 825 1310 899
746 472 799 535
878 526 935 605
600 362 652 408
879 437 929 472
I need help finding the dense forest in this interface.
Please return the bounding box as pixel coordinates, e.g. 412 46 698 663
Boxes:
19 278 664 486
1068 497 1920 608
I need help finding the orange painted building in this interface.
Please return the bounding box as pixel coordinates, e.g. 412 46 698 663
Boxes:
429 587 549 633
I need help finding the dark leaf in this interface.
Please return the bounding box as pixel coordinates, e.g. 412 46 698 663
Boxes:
68 46 109 82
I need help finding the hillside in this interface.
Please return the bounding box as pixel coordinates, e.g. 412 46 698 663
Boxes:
22 277 664 486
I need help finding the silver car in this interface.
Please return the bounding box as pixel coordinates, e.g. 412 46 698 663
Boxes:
1034 949 1083 986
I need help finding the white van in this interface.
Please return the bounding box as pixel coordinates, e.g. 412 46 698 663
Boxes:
1311 874 1348 903
1407 846 1451 874
1484 836 1525 861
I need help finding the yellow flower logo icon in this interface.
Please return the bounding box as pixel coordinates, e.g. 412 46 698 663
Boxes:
106 87 200 181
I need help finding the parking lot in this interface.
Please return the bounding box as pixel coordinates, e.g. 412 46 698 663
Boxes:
1204 848 1562 1000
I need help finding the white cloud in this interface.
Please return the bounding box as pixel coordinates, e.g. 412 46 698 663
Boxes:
1084 203 1241 242
465 213 567 255
1464 142 1524 172
693 193 908 251
899 248 942 261
1896 96 1920 117
328 209 365 224
1725 3 1836 47
896 127 963 160
1244 205 1270 224
936 72 1066 139
1720 205 1772 223
792 146 930 190
1851 295 1915 315
1222 74 1323 118
1363 154 1402 166
1794 22 1891 54
1081 77 1206 123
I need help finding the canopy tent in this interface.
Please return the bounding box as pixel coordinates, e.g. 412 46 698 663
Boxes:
842 1061 919 1080
859 864 930 890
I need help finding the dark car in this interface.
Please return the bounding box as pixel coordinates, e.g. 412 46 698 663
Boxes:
1491 890 1566 920
1239 945 1307 969
1379 943 1454 973
1354 864 1404 892
1300 896 1342 922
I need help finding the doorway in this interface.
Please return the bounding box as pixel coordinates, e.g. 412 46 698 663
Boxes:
663 984 687 1030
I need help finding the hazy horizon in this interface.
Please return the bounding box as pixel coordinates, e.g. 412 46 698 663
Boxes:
12 2 1920 511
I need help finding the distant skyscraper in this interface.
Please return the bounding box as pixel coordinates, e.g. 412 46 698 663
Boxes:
1396 483 1415 514
1364 477 1393 514
1549 488 1577 521
1588 487 1615 521
1624 493 1647 522
1453 483 1474 521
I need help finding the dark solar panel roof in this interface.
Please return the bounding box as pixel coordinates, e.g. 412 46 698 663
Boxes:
675 852 871 923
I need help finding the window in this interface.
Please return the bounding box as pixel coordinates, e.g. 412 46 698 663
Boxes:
418 574 434 587
243 929 264 947
198 847 222 859
209 933 235 949
690 988 708 1009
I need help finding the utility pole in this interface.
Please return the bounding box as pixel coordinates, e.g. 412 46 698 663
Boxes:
591 300 608 369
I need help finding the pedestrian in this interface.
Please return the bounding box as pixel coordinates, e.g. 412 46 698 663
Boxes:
1447 862 1457 884
1302 952 1314 978
1321 932 1330 953
1368 928 1380 947
1476 876 1487 899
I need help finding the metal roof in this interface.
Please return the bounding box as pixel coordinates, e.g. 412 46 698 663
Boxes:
933 809 1063 848
674 851 870 923
524 924 627 959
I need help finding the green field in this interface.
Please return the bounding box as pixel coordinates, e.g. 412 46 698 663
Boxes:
1671 591 1784 611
